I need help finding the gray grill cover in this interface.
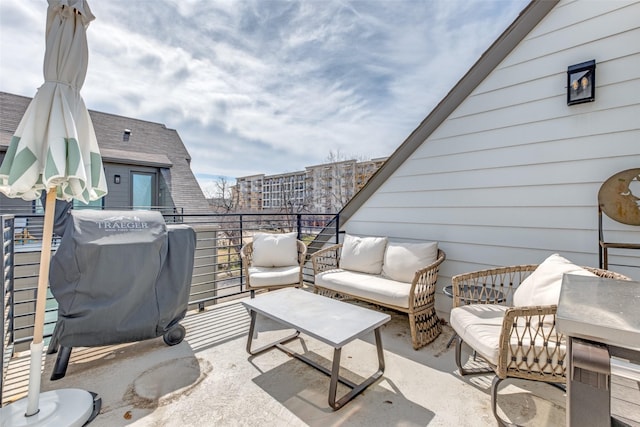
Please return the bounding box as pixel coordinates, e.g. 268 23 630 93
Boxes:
49 210 195 347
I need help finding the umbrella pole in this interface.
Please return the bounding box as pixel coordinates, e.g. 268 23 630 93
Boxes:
25 188 56 416
0 188 97 424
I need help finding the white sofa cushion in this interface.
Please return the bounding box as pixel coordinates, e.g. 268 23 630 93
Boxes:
252 232 298 267
513 253 597 307
450 304 565 374
340 234 387 274
382 241 438 283
248 265 300 287
315 269 411 308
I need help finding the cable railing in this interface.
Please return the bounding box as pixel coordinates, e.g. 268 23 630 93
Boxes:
0 209 340 399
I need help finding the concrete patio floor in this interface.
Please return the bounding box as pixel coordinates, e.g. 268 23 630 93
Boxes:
0 291 615 426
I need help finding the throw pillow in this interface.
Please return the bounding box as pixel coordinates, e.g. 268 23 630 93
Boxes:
382 241 438 283
252 232 298 267
340 234 387 274
513 253 597 307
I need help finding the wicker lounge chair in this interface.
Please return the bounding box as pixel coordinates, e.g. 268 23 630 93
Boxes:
240 232 307 298
449 256 630 426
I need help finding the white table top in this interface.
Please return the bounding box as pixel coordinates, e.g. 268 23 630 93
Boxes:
242 288 391 348
557 274 640 352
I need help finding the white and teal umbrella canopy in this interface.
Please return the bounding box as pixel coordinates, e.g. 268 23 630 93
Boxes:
0 0 107 203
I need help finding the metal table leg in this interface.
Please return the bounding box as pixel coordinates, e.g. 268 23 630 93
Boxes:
567 338 611 427
327 327 385 410
246 313 386 411
246 310 300 355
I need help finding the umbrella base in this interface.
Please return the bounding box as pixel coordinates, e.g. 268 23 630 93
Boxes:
0 389 100 426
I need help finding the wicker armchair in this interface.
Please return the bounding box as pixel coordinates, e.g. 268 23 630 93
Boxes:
450 263 630 425
312 243 446 349
240 239 307 298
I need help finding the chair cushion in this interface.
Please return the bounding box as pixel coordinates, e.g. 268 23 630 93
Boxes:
451 304 566 374
340 234 387 274
315 269 411 308
450 304 508 365
248 265 300 287
252 232 298 267
513 253 597 307
382 241 438 283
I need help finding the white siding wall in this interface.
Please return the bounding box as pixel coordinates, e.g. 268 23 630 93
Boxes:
343 0 640 316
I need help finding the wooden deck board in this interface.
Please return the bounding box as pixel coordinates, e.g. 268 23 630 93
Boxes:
612 374 640 426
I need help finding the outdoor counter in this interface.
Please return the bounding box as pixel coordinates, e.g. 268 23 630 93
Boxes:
557 274 640 426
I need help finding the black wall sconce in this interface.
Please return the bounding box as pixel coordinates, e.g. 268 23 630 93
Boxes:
567 60 595 105
114 174 121 184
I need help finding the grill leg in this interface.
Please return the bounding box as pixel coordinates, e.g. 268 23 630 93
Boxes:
50 346 72 380
46 333 60 355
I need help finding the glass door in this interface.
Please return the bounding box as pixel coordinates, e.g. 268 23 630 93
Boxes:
131 172 156 209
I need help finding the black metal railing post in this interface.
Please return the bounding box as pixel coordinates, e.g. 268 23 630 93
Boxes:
239 214 244 292
1 215 16 402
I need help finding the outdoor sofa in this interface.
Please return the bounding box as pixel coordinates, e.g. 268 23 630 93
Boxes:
310 234 445 350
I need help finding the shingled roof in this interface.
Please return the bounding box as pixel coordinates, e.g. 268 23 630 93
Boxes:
0 91 210 214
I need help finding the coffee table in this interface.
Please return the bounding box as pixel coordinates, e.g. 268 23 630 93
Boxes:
242 288 391 410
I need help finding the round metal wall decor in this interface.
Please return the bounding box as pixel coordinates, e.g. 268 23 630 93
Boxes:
598 168 640 225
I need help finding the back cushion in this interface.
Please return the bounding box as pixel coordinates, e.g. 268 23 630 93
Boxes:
340 234 387 274
382 241 438 283
252 232 298 267
513 253 597 307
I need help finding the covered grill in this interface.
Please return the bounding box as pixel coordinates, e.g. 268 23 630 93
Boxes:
47 210 196 379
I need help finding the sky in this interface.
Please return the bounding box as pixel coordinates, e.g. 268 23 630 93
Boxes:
0 0 529 196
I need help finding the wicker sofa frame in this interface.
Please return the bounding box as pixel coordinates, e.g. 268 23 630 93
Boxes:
240 239 307 298
311 243 446 350
451 264 630 425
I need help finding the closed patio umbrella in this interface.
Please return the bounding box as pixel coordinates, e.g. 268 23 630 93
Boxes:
0 0 107 425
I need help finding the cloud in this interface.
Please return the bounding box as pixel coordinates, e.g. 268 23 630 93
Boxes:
0 0 529 185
